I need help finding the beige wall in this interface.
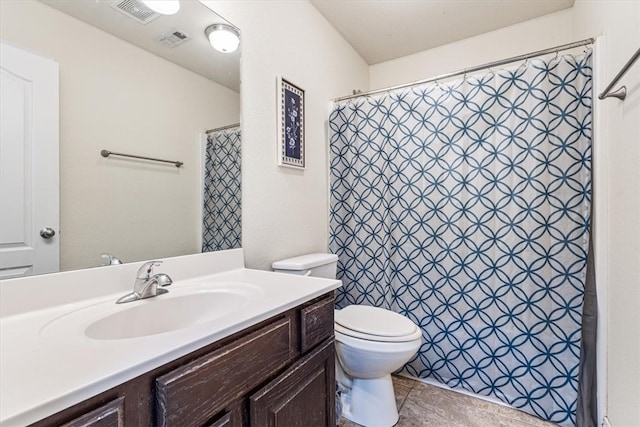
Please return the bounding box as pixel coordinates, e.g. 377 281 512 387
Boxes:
369 2 640 426
202 1 369 270
1 1 240 271
369 9 575 90
570 2 640 426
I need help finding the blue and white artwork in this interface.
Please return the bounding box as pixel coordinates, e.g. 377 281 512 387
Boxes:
285 90 301 159
279 78 305 168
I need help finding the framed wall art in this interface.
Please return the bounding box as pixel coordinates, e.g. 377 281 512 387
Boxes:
277 77 305 169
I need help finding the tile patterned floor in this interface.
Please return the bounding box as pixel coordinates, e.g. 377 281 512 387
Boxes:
340 375 559 427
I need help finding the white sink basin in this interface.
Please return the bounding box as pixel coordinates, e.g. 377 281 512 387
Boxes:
40 282 263 340
85 292 247 339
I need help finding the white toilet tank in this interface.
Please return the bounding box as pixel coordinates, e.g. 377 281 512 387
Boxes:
272 253 338 278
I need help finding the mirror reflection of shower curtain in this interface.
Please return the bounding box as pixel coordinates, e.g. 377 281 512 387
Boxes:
329 51 594 427
202 126 241 252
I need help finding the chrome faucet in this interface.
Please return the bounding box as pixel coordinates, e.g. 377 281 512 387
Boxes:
116 261 173 304
101 253 123 265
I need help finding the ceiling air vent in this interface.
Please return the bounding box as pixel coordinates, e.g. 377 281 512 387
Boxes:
155 30 192 48
110 0 160 25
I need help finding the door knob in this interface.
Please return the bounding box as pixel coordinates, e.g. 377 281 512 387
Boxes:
40 227 56 239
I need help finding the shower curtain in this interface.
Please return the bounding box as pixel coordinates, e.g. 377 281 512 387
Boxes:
202 126 241 252
329 52 592 426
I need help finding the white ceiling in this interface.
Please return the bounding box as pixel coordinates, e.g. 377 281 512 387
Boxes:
40 0 240 92
310 0 575 65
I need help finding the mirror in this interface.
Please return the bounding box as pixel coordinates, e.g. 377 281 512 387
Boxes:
0 0 240 278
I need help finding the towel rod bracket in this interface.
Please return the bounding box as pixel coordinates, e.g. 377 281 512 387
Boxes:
598 47 639 101
598 86 626 101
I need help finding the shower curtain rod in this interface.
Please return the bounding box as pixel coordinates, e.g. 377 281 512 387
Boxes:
334 38 595 102
205 123 240 134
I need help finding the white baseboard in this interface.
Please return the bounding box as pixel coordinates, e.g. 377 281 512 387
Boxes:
602 416 612 427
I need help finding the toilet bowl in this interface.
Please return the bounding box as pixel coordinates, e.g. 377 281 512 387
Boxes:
334 305 422 426
272 254 422 427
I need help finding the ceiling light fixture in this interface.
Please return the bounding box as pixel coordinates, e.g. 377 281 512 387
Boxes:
140 0 180 16
205 24 240 53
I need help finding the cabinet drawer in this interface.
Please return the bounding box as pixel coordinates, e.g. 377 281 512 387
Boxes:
300 296 334 353
156 317 293 427
60 397 124 427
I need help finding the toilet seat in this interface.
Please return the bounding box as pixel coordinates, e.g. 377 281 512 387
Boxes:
335 305 422 343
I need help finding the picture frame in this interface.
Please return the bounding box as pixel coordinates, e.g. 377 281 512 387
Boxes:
277 77 305 169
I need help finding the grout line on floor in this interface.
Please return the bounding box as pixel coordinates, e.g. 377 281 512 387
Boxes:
394 374 415 413
401 378 415 412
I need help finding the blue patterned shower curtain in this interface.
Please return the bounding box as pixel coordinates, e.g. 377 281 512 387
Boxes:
329 52 592 426
203 126 241 252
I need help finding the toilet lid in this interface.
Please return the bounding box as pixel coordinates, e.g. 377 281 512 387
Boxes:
335 305 418 338
335 323 422 343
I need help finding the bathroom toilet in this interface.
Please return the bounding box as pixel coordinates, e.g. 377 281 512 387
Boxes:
272 253 422 427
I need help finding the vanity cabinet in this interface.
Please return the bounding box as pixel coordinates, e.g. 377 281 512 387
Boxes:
29 293 335 427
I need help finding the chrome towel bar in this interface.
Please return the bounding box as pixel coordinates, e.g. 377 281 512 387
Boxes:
100 149 183 168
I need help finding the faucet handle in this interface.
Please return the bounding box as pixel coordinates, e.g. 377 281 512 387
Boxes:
136 260 162 279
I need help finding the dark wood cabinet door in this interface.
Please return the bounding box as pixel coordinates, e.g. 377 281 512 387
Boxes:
250 340 335 427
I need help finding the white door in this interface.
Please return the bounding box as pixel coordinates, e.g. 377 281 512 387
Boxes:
0 41 59 279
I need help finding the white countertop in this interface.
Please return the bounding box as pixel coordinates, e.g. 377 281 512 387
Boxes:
0 250 341 426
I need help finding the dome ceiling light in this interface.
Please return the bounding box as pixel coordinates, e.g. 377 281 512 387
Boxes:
205 23 240 53
140 0 180 16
